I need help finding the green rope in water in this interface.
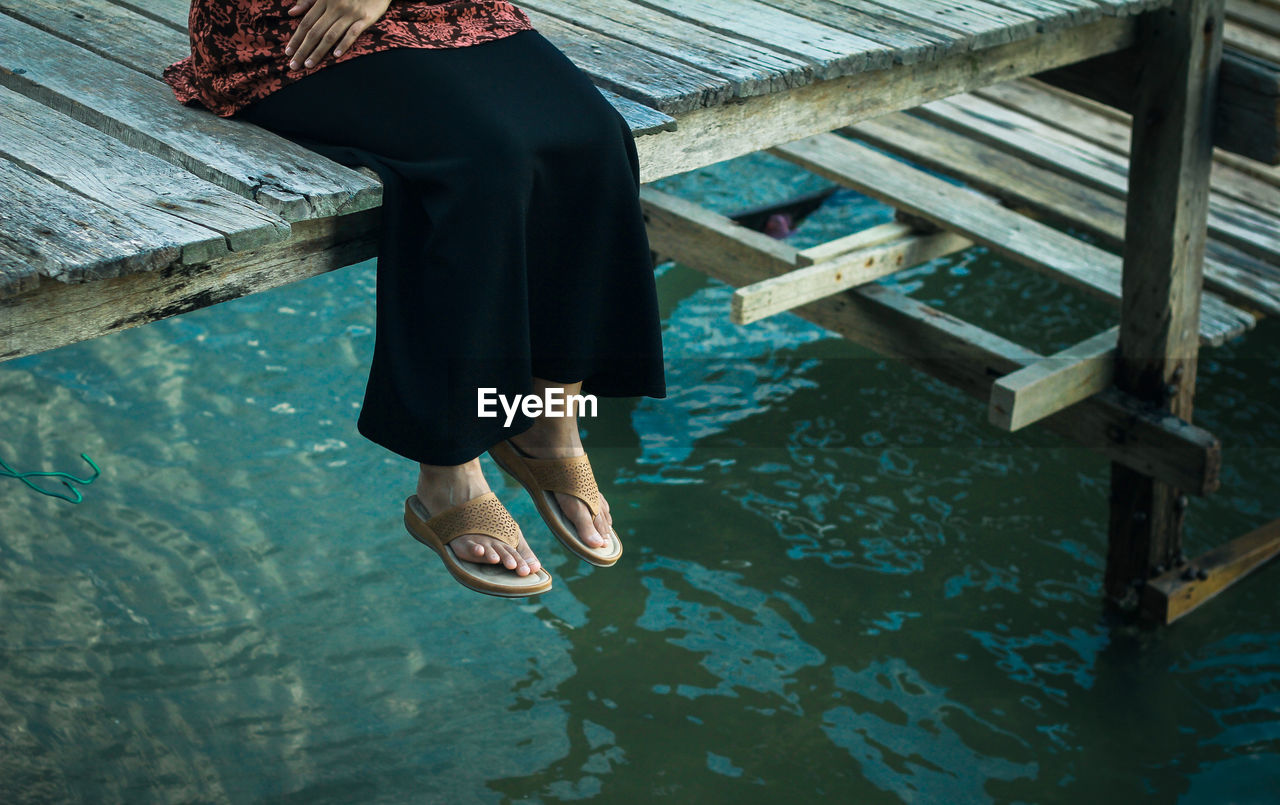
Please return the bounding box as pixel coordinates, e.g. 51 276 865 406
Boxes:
0 453 101 504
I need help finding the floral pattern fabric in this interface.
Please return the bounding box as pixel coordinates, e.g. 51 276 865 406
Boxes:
163 0 534 117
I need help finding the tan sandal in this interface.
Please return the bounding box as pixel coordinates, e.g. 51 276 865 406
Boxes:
403 491 552 598
488 439 622 567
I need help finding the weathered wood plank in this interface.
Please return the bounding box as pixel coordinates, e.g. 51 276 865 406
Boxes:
984 0 1110 29
518 0 814 93
758 0 962 64
1226 0 1280 36
1141 515 1280 623
989 326 1118 431
1087 0 1175 14
105 0 188 31
0 0 185 78
0 11 383 222
0 209 381 362
1106 0 1224 611
621 0 896 79
595 87 678 135
855 0 1043 47
638 185 804 289
515 7 734 113
1036 47 1280 163
770 132 1254 344
0 158 181 298
0 85 289 264
1225 18 1280 62
974 78 1280 213
14 0 678 136
731 227 974 323
915 93 1280 264
636 14 1138 181
845 112 1280 316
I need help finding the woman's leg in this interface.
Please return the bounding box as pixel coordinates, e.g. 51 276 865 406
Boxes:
233 30 663 561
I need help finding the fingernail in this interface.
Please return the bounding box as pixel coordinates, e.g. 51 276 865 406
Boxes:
304 58 313 67
334 48 342 56
289 60 297 70
284 45 293 55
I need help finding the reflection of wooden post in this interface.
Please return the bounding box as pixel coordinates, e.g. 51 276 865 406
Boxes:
1106 0 1225 609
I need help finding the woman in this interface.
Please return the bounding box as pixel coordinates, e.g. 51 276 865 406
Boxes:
163 0 667 597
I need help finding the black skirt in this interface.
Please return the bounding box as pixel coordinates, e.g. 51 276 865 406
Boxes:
233 29 667 465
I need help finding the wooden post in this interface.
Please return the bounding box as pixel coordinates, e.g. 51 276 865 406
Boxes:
1106 0 1225 610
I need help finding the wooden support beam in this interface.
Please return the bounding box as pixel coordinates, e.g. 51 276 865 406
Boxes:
731 227 973 324
1106 0 1225 611
1141 516 1280 623
990 326 1118 431
638 186 1221 496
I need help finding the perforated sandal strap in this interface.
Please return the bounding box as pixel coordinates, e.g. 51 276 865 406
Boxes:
424 491 521 549
524 453 601 517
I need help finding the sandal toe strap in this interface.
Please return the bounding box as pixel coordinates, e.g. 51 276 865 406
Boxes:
425 491 521 549
526 453 601 517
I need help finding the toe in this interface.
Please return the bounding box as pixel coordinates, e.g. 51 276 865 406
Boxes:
496 542 520 571
557 492 604 548
515 533 541 574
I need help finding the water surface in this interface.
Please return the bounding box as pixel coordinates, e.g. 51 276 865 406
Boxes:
2 146 1278 803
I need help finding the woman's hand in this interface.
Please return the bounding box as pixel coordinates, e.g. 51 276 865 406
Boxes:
284 0 393 70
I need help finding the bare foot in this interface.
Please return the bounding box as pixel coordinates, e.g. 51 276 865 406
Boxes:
508 404 615 551
416 459 542 577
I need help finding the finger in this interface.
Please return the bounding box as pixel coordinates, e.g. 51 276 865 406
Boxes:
292 12 343 68
332 20 369 57
287 0 316 17
285 4 325 58
303 20 350 68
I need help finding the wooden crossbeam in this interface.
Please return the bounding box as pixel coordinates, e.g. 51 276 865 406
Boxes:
731 226 973 324
1142 516 1280 623
990 326 1118 431
638 185 1221 496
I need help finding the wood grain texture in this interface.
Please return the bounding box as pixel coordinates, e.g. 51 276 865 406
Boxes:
915 92 1280 263
732 228 974 323
621 0 895 79
770 131 1254 344
1107 0 1224 610
0 157 181 299
1 209 381 362
989 326 1118 431
0 85 289 269
0 12 384 222
636 15 1137 179
1141 515 1280 623
845 111 1280 316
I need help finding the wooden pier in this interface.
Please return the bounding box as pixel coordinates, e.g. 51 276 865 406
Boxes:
3 0 1280 624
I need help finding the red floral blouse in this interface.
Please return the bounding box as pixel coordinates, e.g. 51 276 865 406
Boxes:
163 0 535 118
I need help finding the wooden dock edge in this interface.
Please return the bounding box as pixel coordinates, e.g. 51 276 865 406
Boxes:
0 210 380 362
1141 516 1280 624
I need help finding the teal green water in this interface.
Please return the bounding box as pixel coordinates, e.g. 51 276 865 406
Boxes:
2 147 1279 803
